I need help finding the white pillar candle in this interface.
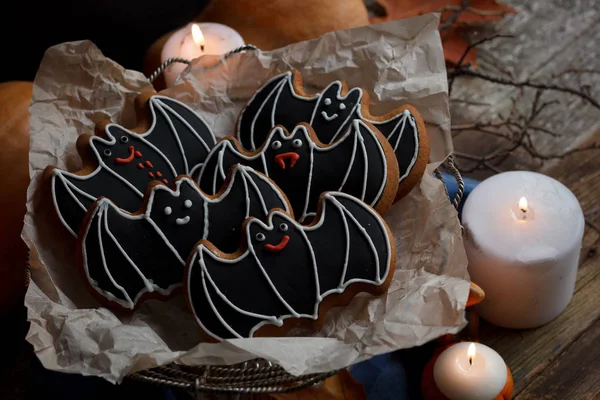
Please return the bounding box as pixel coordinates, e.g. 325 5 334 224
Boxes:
434 342 507 400
462 171 584 329
160 22 245 87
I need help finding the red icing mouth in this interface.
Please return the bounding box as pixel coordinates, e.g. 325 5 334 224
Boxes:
115 146 135 164
264 235 290 252
274 152 300 169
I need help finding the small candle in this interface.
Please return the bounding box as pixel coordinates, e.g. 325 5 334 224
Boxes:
160 22 245 87
462 171 584 329
434 342 508 400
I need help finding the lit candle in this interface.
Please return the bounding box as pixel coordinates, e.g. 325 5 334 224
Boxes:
462 171 585 329
160 22 245 87
433 343 508 400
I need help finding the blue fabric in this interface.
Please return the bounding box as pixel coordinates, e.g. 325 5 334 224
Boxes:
441 172 480 219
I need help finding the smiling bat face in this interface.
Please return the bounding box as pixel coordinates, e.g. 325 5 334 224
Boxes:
310 83 361 143
90 126 176 192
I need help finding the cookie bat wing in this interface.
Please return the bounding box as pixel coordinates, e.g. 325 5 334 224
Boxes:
197 140 265 195
186 246 291 339
237 72 290 150
304 192 392 297
271 73 318 132
81 199 183 310
128 96 210 176
148 96 217 176
51 167 144 236
204 165 291 253
367 110 420 184
308 120 388 219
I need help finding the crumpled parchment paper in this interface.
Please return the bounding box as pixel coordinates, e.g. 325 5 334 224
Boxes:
23 13 470 383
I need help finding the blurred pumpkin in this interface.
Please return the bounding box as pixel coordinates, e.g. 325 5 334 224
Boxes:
195 0 369 50
144 0 370 89
0 81 31 312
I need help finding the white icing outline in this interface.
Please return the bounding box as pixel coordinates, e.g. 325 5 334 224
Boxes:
187 191 392 339
320 111 338 121
363 109 419 183
80 199 180 310
176 216 191 225
81 165 290 309
152 96 215 176
51 170 102 236
237 71 421 184
203 120 388 223
235 72 291 150
51 96 217 237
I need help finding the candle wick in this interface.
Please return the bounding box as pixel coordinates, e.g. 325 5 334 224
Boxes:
469 356 473 366
200 44 205 51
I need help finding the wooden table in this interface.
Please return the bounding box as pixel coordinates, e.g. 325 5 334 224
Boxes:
451 1 600 398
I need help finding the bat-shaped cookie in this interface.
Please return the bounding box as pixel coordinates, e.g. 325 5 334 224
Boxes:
46 95 217 236
185 191 396 340
198 120 399 222
236 70 429 198
78 165 291 310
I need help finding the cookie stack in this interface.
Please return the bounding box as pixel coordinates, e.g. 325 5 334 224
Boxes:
44 70 429 341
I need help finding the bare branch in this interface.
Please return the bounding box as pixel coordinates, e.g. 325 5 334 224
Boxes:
551 68 600 79
444 24 600 176
448 68 600 110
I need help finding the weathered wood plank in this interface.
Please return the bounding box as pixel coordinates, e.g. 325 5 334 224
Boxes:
477 129 600 395
515 316 600 400
451 0 600 180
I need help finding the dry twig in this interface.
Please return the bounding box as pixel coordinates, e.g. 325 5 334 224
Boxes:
443 1 600 175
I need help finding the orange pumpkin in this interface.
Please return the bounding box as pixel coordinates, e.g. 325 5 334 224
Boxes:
195 0 370 50
0 81 31 313
144 0 370 89
421 344 514 400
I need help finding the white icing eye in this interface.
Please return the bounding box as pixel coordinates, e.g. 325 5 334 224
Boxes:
339 103 346 110
120 136 129 143
324 98 332 106
164 206 172 215
255 232 266 241
292 139 303 148
279 223 288 232
271 140 282 150
103 149 112 157
184 199 192 208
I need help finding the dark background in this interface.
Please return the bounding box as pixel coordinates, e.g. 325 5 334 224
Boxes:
0 0 210 83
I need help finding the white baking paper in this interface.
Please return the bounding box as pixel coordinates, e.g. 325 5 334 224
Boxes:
23 13 469 383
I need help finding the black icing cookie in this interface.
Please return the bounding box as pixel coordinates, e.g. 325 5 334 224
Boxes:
236 70 429 198
185 191 396 340
78 165 291 310
198 120 399 223
46 95 217 236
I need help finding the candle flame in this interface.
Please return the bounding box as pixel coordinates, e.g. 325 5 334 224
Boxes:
468 343 476 365
519 196 528 212
191 24 205 49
